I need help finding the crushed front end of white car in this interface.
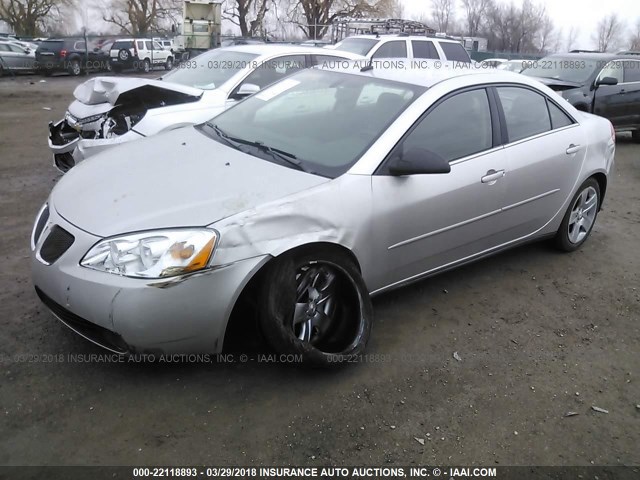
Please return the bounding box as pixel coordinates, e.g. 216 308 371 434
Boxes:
48 76 202 172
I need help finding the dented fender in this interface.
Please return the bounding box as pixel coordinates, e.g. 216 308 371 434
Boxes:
211 173 376 288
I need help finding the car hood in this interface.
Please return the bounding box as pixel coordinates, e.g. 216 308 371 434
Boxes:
51 127 329 238
73 76 204 106
532 77 583 91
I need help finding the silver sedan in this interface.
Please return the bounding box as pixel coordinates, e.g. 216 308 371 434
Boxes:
31 64 615 366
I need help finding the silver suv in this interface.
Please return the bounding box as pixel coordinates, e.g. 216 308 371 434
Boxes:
333 34 472 63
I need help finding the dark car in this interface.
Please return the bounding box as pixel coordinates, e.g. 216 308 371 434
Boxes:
523 53 640 141
35 38 109 76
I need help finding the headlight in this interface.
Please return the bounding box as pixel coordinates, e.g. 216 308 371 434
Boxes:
81 229 218 278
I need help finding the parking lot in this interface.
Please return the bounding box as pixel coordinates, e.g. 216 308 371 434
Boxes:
0 73 639 467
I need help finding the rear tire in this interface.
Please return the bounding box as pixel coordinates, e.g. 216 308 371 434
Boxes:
142 58 151 73
165 57 173 70
554 178 600 252
257 249 372 367
68 59 81 76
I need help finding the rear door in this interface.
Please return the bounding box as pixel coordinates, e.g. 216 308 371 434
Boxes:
370 87 508 289
495 85 586 238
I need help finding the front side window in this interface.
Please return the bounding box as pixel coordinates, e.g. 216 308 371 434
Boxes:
372 41 407 59
400 89 493 163
597 61 624 84
237 55 306 90
206 69 424 178
440 42 471 62
412 41 438 59
623 60 640 83
497 87 551 143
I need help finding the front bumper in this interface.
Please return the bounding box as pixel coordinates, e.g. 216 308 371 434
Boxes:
31 204 269 354
49 119 144 173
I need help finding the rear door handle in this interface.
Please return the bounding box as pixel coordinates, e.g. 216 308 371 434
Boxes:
566 144 582 155
481 169 505 184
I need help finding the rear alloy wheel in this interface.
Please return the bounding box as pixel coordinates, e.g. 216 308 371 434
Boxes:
68 60 81 76
258 250 372 367
142 59 151 73
555 178 600 252
165 57 173 70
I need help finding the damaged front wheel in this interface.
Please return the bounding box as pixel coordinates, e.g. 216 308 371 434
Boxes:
258 249 372 367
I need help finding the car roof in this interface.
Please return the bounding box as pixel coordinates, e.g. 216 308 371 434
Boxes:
318 59 526 87
341 34 461 44
223 44 364 58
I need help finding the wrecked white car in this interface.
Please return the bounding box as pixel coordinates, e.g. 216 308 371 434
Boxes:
48 44 363 172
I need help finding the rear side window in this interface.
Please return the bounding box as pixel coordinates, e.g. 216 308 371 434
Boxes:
372 41 407 59
440 42 471 62
0 44 9 52
497 87 551 142
547 101 574 129
112 41 133 50
412 41 439 59
623 60 640 83
400 89 493 163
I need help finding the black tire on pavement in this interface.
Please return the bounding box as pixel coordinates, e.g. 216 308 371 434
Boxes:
257 248 372 367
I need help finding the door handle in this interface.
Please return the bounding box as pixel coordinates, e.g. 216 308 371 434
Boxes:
481 169 505 184
566 144 582 155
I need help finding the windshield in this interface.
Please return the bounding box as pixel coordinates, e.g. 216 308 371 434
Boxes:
203 68 425 178
162 49 259 90
523 57 600 84
335 38 379 56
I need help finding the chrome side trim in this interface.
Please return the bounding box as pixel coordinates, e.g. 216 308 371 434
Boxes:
388 208 503 250
388 189 560 251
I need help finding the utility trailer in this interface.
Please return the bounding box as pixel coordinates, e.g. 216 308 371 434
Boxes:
174 0 222 60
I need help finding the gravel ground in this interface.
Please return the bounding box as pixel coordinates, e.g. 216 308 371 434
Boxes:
0 73 638 469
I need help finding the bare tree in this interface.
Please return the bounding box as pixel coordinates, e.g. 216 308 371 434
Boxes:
628 19 640 51
223 0 271 37
593 13 625 52
430 0 454 33
0 0 74 36
461 0 490 37
483 0 550 53
103 0 180 35
565 25 579 51
537 15 555 53
286 0 395 41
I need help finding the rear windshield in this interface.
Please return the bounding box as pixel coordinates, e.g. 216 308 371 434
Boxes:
38 40 63 48
112 41 134 49
335 38 379 56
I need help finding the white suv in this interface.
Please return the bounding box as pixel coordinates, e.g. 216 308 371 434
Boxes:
333 35 472 63
109 38 173 73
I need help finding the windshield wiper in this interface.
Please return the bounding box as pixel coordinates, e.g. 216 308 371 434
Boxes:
206 123 312 174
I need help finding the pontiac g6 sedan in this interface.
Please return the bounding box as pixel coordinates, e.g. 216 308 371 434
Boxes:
31 64 615 366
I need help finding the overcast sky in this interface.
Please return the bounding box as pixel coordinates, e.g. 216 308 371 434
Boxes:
402 0 640 50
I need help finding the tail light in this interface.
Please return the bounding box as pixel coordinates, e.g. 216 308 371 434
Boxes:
60 49 67 58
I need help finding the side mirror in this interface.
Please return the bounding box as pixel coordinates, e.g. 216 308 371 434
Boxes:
234 83 260 99
596 76 618 87
389 147 451 176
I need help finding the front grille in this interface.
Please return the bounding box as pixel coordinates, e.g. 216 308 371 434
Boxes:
32 205 49 246
35 287 128 354
40 225 74 264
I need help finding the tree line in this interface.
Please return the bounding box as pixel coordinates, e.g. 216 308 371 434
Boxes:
1 0 639 54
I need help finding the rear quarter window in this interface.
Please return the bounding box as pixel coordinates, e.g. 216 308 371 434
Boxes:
440 42 471 62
